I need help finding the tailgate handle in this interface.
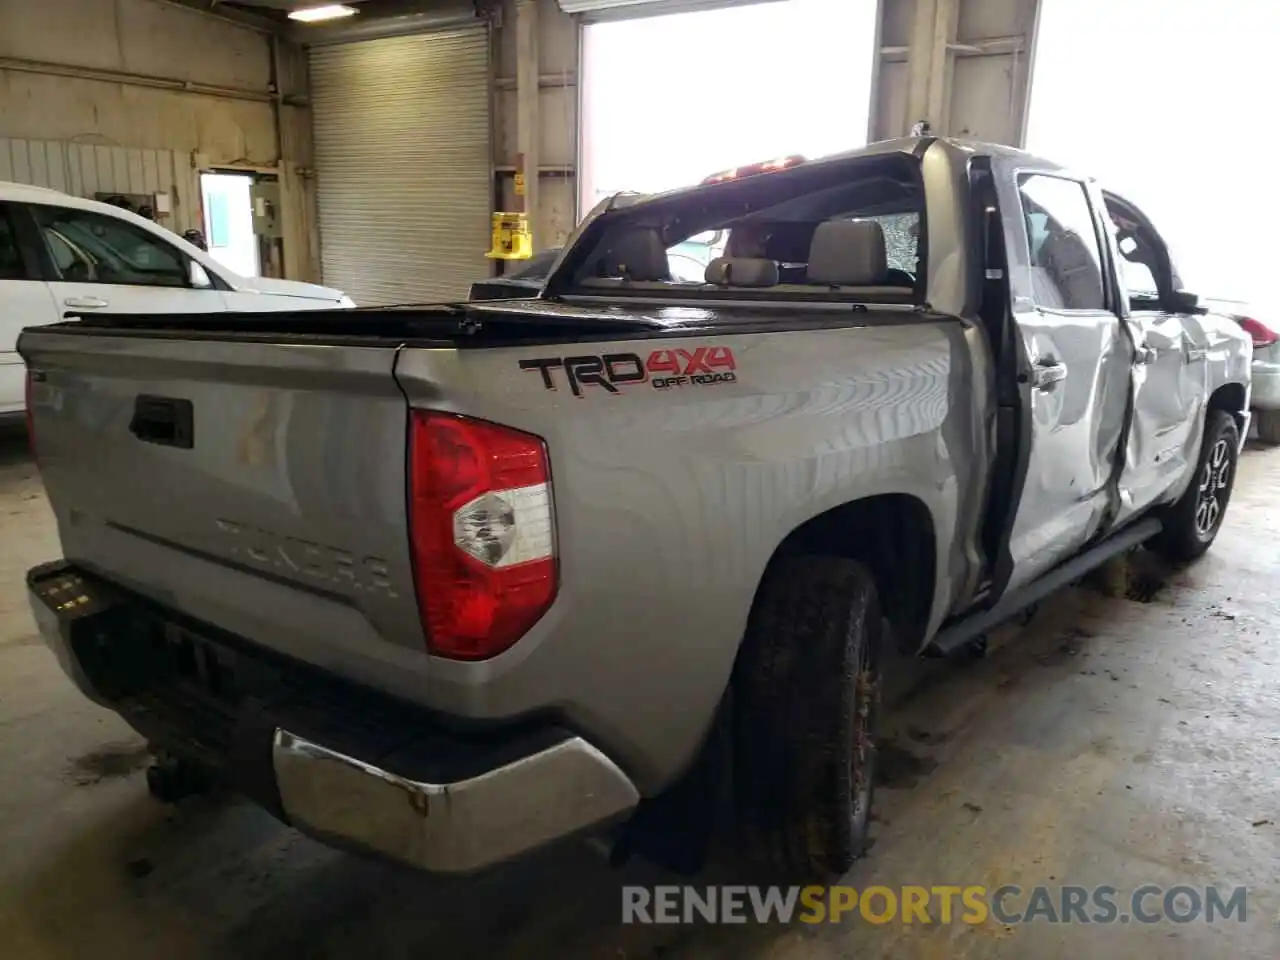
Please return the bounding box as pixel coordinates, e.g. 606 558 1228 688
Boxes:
130 395 194 449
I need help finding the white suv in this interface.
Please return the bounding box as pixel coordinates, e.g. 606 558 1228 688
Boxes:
0 182 353 426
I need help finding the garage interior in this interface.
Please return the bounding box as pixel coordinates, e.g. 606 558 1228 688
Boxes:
2 0 1278 958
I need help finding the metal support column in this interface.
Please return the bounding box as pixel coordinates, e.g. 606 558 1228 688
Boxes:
515 0 541 244
904 0 959 136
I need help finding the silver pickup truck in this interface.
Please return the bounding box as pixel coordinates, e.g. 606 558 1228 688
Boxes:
20 137 1250 882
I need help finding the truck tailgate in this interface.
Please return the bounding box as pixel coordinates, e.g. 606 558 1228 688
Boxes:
21 329 431 687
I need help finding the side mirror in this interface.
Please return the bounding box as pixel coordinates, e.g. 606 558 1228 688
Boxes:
1166 289 1200 313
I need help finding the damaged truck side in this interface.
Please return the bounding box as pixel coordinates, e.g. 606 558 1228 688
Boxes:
20 137 1250 881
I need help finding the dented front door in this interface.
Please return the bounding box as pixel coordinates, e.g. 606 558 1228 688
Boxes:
993 165 1130 594
1100 191 1209 524
1114 307 1208 521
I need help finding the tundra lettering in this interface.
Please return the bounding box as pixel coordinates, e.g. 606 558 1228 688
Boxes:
213 519 397 597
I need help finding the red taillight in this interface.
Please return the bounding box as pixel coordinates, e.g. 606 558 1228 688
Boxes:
408 411 556 660
1239 316 1278 348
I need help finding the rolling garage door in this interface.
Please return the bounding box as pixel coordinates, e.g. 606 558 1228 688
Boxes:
309 25 490 306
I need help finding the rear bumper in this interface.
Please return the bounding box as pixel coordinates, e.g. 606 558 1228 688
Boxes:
27 562 639 873
272 730 635 872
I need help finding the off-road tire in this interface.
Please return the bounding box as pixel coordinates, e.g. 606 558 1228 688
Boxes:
733 555 883 881
1256 409 1280 445
1148 410 1239 562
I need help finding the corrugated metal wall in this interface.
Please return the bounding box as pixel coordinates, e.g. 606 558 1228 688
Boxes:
0 138 201 232
0 0 320 280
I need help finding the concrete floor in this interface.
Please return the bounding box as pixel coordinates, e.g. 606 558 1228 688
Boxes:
2 430 1278 959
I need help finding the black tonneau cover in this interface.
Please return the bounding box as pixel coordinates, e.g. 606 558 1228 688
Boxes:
23 298 936 352
29 303 663 343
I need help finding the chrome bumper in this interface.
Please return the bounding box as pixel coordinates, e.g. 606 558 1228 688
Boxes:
27 562 641 875
273 729 639 873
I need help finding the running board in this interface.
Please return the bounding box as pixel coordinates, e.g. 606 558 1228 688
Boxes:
925 516 1163 658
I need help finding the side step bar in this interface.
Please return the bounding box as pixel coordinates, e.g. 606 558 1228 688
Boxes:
926 516 1162 657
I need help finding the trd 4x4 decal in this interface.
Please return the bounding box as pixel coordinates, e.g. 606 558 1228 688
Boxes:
520 347 737 397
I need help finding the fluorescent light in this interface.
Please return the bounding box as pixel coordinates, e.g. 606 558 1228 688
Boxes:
289 4 358 23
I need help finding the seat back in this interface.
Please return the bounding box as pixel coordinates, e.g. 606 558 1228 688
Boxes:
806 219 889 286
704 257 780 287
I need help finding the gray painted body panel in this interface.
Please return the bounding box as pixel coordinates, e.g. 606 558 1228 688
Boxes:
21 335 432 688
18 137 1253 800
1003 304 1131 592
393 317 984 789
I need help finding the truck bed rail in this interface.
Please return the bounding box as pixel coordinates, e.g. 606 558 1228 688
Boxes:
40 303 663 343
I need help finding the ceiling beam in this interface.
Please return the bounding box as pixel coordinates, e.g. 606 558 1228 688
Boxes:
153 0 286 35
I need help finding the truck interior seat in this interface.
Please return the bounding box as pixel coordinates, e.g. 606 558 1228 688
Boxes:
704 257 780 287
594 228 670 282
1041 235 1105 308
726 221 818 282
0 229 17 278
1029 267 1066 309
763 222 820 265
724 222 770 258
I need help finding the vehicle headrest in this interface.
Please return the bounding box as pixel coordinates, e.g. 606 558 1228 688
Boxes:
597 228 669 282
704 257 779 287
807 219 889 286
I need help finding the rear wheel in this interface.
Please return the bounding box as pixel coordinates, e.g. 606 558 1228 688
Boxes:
733 555 883 881
1256 409 1280 445
1148 410 1239 562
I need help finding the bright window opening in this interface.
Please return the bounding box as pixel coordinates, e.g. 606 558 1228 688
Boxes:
200 172 259 279
579 0 879 219
1026 0 1280 306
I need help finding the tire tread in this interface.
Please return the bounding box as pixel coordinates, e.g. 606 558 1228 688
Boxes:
733 555 881 881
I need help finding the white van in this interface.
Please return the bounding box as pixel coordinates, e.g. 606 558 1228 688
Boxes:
0 182 353 427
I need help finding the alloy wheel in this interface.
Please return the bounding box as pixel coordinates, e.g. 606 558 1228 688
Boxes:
1194 437 1232 537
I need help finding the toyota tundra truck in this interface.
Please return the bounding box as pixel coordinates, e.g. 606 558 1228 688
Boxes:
20 137 1250 882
